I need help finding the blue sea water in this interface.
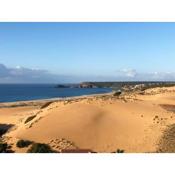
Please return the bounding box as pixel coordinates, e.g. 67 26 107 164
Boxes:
0 84 112 103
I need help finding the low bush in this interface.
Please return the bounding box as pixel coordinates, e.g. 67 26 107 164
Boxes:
0 142 14 153
0 142 8 153
116 149 125 153
0 129 6 136
0 124 14 137
40 102 53 109
16 139 33 148
27 143 56 153
113 91 122 96
25 115 36 124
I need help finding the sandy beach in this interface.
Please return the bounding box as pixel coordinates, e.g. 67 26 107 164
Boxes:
0 86 175 153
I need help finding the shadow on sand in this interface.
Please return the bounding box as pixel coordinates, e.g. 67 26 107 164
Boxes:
160 104 175 113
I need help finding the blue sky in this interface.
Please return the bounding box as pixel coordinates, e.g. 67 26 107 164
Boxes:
0 22 175 83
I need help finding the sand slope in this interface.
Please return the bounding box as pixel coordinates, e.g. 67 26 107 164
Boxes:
1 86 175 153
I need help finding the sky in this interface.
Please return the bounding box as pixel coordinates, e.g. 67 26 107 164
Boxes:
0 22 175 83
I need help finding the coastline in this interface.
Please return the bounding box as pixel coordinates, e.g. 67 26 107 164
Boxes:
0 85 175 153
0 91 114 108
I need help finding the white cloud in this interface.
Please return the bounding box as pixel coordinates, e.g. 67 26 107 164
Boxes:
15 66 22 69
120 69 137 78
116 68 175 81
0 63 175 83
0 63 80 83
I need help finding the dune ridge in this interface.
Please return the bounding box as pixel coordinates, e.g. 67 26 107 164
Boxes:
1 86 175 153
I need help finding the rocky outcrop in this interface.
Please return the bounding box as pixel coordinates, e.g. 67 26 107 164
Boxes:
79 83 97 88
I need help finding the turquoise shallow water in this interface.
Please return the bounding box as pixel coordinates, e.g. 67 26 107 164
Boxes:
0 84 111 103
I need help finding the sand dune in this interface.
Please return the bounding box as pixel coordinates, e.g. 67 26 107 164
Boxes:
1 86 175 153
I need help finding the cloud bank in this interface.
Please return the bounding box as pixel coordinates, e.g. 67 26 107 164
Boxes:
115 68 175 81
0 63 78 83
0 63 175 83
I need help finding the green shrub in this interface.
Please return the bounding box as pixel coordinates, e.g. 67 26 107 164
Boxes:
40 102 53 109
0 142 14 153
25 115 36 124
113 91 122 96
116 149 125 153
27 143 55 153
0 128 6 136
16 140 33 148
0 124 14 136
0 142 8 153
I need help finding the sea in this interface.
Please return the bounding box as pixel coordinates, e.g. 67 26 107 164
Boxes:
0 84 112 103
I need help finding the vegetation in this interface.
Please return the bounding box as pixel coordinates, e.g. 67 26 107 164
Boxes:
0 124 14 137
25 115 36 124
0 142 14 153
0 129 6 136
116 149 125 153
16 139 33 148
84 81 175 89
27 143 56 153
113 91 122 96
40 102 53 109
0 142 8 153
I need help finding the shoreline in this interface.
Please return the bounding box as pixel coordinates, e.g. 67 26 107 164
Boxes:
0 91 114 108
1 83 175 108
0 85 175 153
1 84 175 108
